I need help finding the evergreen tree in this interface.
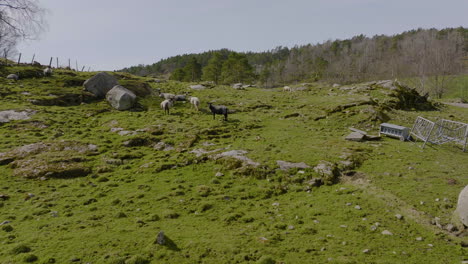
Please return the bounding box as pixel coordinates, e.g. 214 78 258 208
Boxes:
183 57 202 82
202 52 224 84
221 52 256 84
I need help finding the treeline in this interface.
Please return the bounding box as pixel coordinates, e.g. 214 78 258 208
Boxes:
121 27 467 96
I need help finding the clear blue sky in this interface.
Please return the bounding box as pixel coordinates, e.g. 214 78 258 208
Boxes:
18 0 468 71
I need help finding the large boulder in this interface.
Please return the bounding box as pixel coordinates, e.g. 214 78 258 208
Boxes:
6 74 18 80
106 85 137 110
457 185 468 227
83 72 118 98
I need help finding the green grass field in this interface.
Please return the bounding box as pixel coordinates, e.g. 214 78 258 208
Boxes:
0 66 466 263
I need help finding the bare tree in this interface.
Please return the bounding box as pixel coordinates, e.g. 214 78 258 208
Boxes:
0 0 46 61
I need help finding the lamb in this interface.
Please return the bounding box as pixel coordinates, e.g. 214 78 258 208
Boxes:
189 96 200 111
208 102 228 121
160 99 174 114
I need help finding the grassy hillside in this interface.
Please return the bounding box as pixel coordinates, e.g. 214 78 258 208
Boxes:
0 65 466 263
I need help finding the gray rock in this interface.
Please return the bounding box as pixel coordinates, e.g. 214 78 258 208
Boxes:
457 185 468 226
381 230 393 235
445 223 456 232
362 249 370 254
232 83 243 89
276 160 311 171
0 110 35 123
189 84 206 90
156 231 165 245
355 205 361 210
215 172 224 177
215 150 260 167
106 85 137 110
83 72 118 98
314 161 339 179
345 132 366 142
6 74 18 80
395 214 403 220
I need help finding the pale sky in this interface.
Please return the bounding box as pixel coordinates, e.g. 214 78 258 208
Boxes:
18 0 468 71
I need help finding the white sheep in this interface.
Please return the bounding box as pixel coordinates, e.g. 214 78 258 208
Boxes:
189 96 200 111
43 67 53 76
283 86 291 92
160 99 174 114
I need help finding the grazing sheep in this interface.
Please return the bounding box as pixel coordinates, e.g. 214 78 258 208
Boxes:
160 99 174 114
190 96 200 111
283 86 291 92
43 67 53 77
208 102 228 121
174 92 188 102
159 93 175 100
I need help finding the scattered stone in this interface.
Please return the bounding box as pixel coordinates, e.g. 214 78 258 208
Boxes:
106 85 137 110
456 185 468 227
370 225 378 231
50 211 58 217
381 230 393 235
314 161 339 184
83 72 119 98
0 220 11 225
395 214 403 220
346 202 352 206
362 249 370 254
272 202 280 206
258 237 268 243
215 172 224 177
427 244 433 247
189 84 206 90
276 160 311 171
354 205 361 210
416 237 423 241
349 127 368 135
288 225 295 230
156 231 166 245
340 225 347 228
445 224 457 232
345 132 366 142
313 220 320 224
215 150 260 167
153 142 174 151
0 110 36 123
432 217 442 228
0 194 9 200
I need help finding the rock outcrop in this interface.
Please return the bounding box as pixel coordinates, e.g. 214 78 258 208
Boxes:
83 72 118 98
106 85 137 110
457 185 468 227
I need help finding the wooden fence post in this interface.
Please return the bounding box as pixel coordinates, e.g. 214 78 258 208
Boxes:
17 53 21 64
68 59 71 69
48 57 53 67
31 54 35 64
56 57 59 68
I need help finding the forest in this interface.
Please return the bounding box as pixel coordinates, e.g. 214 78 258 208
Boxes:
121 27 467 98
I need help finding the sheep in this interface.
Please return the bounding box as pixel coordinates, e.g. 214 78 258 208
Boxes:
208 102 228 121
283 86 291 92
189 96 200 111
160 99 174 114
159 93 175 100
174 92 188 102
43 67 53 77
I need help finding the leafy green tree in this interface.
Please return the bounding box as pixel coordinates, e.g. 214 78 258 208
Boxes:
183 57 202 82
221 53 256 84
169 68 185 81
202 52 224 84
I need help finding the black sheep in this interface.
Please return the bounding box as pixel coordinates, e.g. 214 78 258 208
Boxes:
208 102 228 121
